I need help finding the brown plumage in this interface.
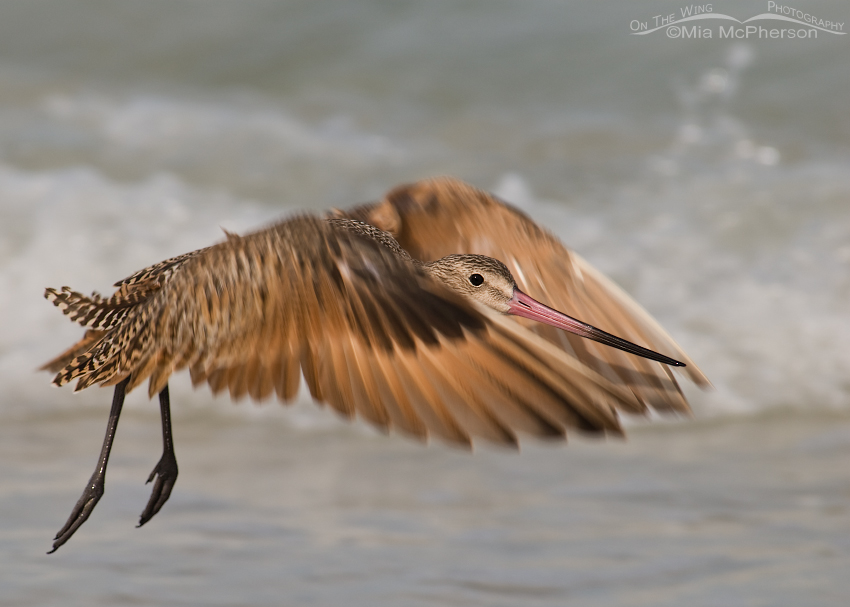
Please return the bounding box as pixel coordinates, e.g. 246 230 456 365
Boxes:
338 177 711 412
43 177 708 553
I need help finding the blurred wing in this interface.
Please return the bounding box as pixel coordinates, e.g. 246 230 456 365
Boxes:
339 177 710 414
48 215 643 447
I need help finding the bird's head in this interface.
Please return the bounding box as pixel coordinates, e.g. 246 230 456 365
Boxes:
426 254 518 313
426 253 685 367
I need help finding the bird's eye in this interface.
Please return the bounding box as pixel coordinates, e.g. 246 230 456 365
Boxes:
469 273 484 286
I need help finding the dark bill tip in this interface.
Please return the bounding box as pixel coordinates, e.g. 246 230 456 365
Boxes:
507 289 686 367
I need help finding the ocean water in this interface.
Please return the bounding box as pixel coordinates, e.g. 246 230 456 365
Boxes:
1 1 849 605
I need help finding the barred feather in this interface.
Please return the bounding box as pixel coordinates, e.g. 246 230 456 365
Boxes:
114 248 207 287
44 283 160 330
39 330 106 374
45 248 207 386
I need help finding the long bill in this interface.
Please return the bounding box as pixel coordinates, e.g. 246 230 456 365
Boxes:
507 289 686 367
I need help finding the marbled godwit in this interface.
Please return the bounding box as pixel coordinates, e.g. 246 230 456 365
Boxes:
42 177 708 553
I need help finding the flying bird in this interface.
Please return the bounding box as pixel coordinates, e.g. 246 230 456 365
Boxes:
42 177 709 553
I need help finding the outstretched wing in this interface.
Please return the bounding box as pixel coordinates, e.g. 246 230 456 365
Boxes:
338 177 710 414
45 215 644 447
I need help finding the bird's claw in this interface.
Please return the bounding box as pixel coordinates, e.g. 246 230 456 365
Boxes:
138 451 178 527
49 477 104 554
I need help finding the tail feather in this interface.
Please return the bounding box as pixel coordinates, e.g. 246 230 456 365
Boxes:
43 273 170 390
44 283 160 331
42 246 203 393
50 305 158 391
53 340 115 389
39 330 106 374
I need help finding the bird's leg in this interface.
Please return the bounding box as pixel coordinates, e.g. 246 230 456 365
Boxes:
138 384 178 527
49 377 129 554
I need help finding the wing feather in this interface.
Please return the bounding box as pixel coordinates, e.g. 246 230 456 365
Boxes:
369 352 429 441
416 341 518 446
340 177 709 416
390 347 473 448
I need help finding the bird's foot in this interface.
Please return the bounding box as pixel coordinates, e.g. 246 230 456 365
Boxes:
49 474 104 554
138 450 178 527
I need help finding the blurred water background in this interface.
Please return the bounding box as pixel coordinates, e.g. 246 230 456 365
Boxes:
1 1 849 605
